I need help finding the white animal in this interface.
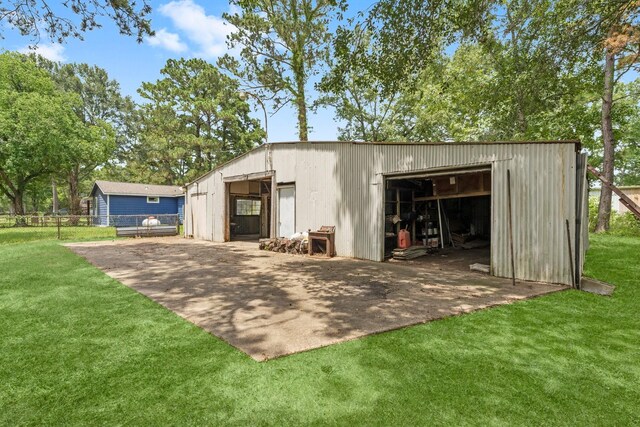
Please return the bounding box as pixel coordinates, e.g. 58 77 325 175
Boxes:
142 217 161 227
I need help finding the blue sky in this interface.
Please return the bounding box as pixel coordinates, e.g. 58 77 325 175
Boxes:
1 0 371 142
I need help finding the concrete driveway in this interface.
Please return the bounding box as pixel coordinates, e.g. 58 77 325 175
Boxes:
66 238 563 361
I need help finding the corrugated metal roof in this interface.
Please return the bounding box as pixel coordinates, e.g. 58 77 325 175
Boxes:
271 139 581 147
186 140 581 186
92 180 183 197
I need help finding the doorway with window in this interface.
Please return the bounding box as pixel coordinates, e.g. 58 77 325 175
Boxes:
227 178 273 241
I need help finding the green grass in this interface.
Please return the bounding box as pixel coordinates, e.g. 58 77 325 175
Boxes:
1 235 638 425
0 226 184 244
0 226 116 244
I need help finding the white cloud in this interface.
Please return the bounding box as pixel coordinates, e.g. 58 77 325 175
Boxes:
159 0 234 59
19 43 66 62
147 28 188 53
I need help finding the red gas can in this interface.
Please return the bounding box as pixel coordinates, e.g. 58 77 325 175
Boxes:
397 228 411 249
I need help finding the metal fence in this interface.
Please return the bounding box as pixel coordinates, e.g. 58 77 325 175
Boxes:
0 214 181 239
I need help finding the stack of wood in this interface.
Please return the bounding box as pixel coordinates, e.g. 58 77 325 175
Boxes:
392 245 430 260
259 238 308 255
451 232 473 245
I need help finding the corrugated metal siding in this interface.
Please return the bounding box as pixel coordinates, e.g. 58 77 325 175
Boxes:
185 186 210 240
488 144 576 284
186 142 581 285
576 152 589 282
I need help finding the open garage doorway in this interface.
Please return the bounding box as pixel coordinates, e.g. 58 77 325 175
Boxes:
384 167 492 271
225 176 274 242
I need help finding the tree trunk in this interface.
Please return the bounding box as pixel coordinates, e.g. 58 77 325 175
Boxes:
68 167 82 216
507 8 527 136
293 52 308 141
52 178 59 214
596 50 615 233
0 171 27 219
296 78 308 141
13 189 25 216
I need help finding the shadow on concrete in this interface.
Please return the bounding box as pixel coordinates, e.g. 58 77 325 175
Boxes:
66 238 564 361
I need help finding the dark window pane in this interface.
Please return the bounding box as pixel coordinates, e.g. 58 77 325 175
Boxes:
236 199 261 216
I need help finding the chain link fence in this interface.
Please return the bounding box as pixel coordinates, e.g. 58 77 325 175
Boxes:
0 214 181 240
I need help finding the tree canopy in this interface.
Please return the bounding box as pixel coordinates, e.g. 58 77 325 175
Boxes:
131 58 265 184
220 0 347 141
0 52 83 215
0 0 153 44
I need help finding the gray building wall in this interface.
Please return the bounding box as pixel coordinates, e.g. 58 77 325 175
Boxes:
185 141 586 286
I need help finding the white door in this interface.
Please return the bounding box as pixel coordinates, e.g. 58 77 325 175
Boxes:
189 193 207 239
278 186 295 238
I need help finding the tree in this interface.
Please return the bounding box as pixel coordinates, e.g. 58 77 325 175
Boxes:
220 0 347 141
586 79 640 187
135 58 264 184
586 2 640 231
0 52 80 216
398 44 497 141
0 0 152 44
24 177 54 213
327 0 491 96
317 26 404 141
47 62 124 215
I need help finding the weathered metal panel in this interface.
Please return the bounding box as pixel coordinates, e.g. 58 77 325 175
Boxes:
575 152 589 283
489 144 576 285
185 141 581 285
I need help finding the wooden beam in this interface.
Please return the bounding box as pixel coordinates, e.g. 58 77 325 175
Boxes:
414 190 491 202
223 171 274 183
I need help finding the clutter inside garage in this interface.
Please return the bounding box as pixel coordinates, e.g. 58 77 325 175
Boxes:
385 169 492 266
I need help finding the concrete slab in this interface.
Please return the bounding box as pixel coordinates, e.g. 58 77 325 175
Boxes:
66 238 565 361
581 277 615 296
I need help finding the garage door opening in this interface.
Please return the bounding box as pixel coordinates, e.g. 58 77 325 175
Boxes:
384 167 492 271
226 178 273 241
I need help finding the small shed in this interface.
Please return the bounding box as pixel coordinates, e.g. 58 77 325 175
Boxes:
589 185 640 214
90 180 185 226
618 187 640 214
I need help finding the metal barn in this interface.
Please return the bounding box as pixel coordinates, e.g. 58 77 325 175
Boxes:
184 141 589 286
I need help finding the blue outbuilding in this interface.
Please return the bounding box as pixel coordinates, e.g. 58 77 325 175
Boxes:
90 180 184 226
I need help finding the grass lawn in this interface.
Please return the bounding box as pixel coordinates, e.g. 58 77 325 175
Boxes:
0 226 183 244
0 226 116 244
1 234 638 425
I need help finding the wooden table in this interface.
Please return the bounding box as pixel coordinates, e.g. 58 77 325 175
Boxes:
308 226 336 257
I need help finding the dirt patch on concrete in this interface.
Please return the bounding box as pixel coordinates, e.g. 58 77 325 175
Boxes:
66 238 564 361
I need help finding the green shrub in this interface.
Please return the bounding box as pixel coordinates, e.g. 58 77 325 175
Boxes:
610 212 640 237
588 196 640 236
588 197 598 232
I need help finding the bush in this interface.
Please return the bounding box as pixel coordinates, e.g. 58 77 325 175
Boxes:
588 197 598 232
588 196 640 236
610 212 640 237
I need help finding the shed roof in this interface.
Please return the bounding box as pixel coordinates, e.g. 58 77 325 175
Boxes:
92 180 183 197
187 139 582 186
